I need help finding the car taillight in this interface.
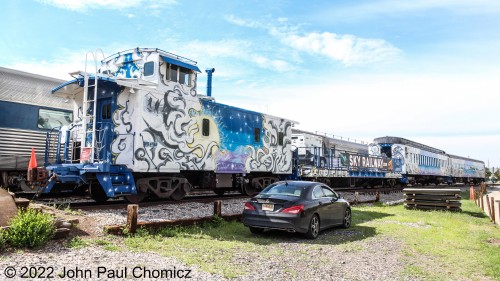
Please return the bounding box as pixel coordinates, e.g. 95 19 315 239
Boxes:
244 202 256 210
281 204 304 214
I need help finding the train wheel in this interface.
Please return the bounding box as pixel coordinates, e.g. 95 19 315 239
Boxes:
170 183 187 201
89 184 109 203
20 180 35 192
125 191 147 204
214 189 225 196
243 182 256 196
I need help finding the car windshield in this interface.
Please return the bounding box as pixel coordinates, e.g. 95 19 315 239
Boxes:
257 182 304 197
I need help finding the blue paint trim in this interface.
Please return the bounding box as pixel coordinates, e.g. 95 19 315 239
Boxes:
161 55 201 72
51 76 116 93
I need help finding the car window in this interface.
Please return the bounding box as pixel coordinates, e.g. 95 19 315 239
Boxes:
322 186 339 199
258 182 304 197
321 186 334 197
312 186 324 199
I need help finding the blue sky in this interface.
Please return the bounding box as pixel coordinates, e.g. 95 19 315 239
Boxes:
2 0 500 170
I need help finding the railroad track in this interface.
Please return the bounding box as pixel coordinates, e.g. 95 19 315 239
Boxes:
33 192 249 211
21 184 473 211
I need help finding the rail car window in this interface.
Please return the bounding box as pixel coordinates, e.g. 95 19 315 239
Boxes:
278 132 284 146
254 128 260 142
144 61 154 76
169 65 178 82
101 103 112 120
164 63 191 86
202 118 210 136
179 67 190 86
37 109 73 129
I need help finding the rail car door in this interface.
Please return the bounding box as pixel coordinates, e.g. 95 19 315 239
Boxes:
96 98 113 162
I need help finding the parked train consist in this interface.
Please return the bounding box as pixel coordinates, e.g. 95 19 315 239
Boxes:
369 136 485 185
291 129 400 187
10 47 484 202
0 67 73 191
29 48 295 202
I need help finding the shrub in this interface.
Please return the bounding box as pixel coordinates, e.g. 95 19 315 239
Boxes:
6 209 55 248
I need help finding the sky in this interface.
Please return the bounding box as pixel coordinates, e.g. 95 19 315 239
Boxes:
1 0 500 169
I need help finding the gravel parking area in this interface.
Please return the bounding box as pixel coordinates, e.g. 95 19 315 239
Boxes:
1 192 408 280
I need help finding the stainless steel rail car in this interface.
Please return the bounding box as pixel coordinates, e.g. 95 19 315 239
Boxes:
0 67 73 191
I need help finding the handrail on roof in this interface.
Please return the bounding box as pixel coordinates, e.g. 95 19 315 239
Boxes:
291 128 368 144
101 47 198 66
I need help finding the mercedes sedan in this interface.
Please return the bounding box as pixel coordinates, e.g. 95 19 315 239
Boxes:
242 181 351 239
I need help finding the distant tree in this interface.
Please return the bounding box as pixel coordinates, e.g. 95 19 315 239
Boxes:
495 169 500 182
486 167 492 178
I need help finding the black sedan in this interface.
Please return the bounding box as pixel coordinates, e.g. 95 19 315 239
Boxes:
242 181 351 239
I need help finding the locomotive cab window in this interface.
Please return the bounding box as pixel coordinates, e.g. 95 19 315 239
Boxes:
165 63 191 86
179 67 191 86
38 109 73 129
143 61 155 77
381 146 392 158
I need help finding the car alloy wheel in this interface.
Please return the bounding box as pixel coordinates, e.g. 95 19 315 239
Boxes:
342 208 351 228
305 214 319 239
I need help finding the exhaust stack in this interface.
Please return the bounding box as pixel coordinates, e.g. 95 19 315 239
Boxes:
205 68 215 97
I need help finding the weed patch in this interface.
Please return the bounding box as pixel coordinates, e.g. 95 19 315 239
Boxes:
5 209 55 248
66 236 90 249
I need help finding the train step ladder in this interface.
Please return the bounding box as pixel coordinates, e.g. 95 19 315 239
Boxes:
80 71 98 163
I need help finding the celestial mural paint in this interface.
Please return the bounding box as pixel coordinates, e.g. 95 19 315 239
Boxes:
108 50 293 175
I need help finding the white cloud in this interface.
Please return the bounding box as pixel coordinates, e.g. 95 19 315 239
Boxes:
282 32 401 66
226 15 401 66
36 0 176 11
181 39 295 74
224 15 263 28
324 0 500 21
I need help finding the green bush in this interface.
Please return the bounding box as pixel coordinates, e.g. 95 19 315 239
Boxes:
6 209 55 248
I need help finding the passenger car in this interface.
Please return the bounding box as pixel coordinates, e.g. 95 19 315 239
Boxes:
242 181 351 239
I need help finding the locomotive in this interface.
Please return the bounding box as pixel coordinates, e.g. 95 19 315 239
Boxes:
0 67 73 192
291 129 401 188
369 136 485 185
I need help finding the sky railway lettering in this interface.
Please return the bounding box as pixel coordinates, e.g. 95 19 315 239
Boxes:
342 153 390 170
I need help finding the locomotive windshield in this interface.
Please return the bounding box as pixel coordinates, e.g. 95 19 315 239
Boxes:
381 146 392 158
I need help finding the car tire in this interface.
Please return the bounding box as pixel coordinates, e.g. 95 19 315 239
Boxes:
249 227 264 234
342 208 352 228
304 214 320 239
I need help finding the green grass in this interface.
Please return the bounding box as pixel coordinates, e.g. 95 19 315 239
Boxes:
66 236 91 249
353 197 500 280
120 194 500 280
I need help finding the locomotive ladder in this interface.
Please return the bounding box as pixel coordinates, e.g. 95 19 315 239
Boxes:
80 52 100 163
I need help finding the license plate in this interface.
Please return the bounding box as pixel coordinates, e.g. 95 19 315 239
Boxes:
262 203 274 211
